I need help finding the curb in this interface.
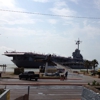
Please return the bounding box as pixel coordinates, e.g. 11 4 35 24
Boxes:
0 83 87 86
1 77 82 80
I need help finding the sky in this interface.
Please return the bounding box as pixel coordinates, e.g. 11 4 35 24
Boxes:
0 0 100 67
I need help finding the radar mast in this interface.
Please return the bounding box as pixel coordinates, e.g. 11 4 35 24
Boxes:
76 39 82 50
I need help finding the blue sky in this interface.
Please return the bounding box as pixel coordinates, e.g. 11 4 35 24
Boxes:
0 0 100 67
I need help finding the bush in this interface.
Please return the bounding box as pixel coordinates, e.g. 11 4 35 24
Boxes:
88 83 90 85
92 80 97 86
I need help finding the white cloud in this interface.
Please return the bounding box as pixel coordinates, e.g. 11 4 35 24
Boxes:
0 0 15 9
0 12 37 25
54 1 67 7
0 0 100 65
0 27 37 37
70 0 79 4
0 26 57 38
0 46 14 51
0 46 14 64
94 0 100 10
32 0 49 3
66 20 100 39
0 0 41 25
50 1 76 20
48 19 57 24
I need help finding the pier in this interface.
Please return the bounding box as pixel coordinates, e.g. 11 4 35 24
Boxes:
0 64 7 73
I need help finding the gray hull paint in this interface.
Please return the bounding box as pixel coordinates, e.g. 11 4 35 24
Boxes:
12 60 44 68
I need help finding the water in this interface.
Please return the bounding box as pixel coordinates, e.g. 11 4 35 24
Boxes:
0 64 39 72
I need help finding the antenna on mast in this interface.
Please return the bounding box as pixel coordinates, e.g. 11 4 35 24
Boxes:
75 38 82 50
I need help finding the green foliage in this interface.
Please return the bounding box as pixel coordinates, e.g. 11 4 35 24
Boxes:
89 80 100 86
92 80 97 86
91 59 99 71
84 60 91 73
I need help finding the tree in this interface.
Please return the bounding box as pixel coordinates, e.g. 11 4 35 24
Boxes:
91 59 98 71
97 69 100 78
84 60 91 73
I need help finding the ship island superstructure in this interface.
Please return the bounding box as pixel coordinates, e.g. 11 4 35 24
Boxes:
4 39 86 69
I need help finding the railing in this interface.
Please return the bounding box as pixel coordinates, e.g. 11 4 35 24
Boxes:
0 89 10 100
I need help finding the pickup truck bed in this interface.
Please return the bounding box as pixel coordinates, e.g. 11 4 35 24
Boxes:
19 71 39 81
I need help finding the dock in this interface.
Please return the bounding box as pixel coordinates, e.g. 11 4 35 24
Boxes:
0 64 7 72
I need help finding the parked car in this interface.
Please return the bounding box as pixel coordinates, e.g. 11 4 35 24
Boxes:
19 71 39 81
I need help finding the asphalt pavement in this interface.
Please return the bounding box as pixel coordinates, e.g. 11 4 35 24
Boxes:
0 72 100 100
0 73 100 85
0 85 83 100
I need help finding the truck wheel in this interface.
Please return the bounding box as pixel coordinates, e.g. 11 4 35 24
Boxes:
35 78 38 81
19 77 21 80
29 77 31 81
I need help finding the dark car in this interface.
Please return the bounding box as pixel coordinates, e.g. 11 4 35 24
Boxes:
19 71 39 81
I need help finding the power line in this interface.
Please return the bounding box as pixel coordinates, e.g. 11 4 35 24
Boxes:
0 9 100 19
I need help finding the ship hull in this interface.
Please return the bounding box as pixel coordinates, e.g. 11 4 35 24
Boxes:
12 60 44 68
4 49 89 69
